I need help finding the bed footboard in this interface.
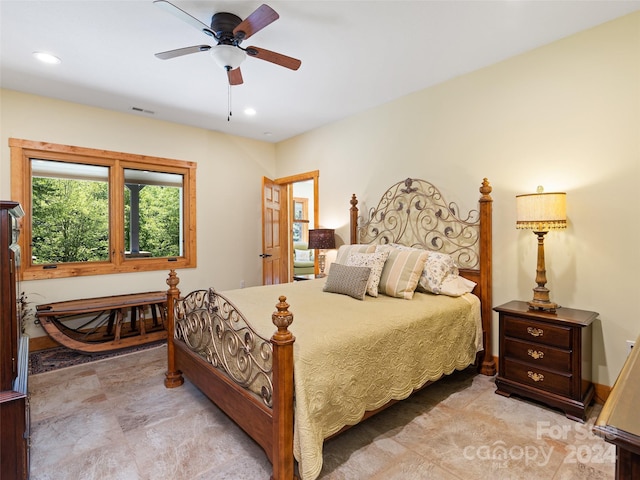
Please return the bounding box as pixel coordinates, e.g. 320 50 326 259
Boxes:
164 270 297 480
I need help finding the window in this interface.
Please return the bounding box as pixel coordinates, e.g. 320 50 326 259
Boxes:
10 138 196 280
292 197 309 243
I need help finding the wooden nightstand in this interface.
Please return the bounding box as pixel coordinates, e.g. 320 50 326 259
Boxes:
494 300 597 422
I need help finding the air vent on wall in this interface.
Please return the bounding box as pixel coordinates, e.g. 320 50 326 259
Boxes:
131 106 155 115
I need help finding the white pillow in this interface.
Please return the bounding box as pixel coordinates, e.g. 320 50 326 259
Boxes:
418 250 459 294
346 250 390 297
294 249 312 262
440 275 477 297
334 244 376 264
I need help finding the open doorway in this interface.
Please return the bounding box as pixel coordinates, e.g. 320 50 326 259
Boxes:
262 171 318 284
292 180 315 279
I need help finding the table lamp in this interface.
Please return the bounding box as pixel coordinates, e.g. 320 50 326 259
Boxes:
307 229 335 277
516 186 567 312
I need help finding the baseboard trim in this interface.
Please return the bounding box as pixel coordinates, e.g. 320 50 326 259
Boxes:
593 382 612 405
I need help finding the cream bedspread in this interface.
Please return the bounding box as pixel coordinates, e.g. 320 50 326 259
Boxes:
220 278 482 480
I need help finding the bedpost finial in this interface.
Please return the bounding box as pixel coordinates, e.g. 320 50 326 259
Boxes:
166 269 180 293
272 295 294 340
350 194 358 208
480 178 492 200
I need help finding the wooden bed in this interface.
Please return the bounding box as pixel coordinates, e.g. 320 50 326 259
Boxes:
164 177 495 480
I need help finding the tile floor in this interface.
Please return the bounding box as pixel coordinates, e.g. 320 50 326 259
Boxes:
29 345 615 479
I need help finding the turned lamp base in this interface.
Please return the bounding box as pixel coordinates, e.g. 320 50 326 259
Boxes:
526 232 560 313
527 299 559 313
317 253 327 277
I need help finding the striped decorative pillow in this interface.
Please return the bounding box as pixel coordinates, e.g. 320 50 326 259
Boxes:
376 245 429 299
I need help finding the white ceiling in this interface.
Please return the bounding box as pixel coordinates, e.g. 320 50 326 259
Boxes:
2 1 639 143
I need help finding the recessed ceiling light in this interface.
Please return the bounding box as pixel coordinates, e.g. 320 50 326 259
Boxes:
33 51 61 64
244 108 256 116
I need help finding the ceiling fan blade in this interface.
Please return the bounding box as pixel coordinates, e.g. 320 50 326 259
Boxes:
155 45 211 60
154 0 215 38
227 67 244 86
246 46 301 71
233 4 279 40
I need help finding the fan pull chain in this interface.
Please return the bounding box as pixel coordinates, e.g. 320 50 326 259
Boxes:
227 82 232 122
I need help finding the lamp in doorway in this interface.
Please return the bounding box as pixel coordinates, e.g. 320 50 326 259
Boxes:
308 229 335 277
516 186 567 312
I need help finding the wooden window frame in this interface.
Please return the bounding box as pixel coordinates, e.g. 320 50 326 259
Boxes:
10 138 197 280
292 197 309 243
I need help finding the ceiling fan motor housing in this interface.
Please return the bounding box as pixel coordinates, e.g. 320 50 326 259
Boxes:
154 1 301 85
210 12 243 45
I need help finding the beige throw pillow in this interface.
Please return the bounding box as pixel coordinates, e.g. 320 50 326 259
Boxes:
376 245 428 299
334 244 376 265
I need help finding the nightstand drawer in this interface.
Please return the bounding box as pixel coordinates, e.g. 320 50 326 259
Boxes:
503 337 571 371
503 315 571 349
504 359 572 397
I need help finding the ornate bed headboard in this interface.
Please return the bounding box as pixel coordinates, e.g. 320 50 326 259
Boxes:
351 178 481 269
349 178 495 375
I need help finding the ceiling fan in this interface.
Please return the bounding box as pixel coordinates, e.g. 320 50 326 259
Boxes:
154 0 302 86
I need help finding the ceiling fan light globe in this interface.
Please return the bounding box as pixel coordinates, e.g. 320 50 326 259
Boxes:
210 45 246 70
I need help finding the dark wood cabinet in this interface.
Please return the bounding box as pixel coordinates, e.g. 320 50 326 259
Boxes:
0 200 29 479
494 300 596 422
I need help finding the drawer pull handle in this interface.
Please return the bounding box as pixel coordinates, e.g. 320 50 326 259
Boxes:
527 327 544 337
527 371 545 382
528 349 545 360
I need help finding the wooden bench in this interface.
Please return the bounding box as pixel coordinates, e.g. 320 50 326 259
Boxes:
36 291 167 354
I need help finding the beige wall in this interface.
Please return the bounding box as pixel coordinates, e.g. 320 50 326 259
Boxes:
0 90 277 339
276 12 640 386
1 12 638 386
